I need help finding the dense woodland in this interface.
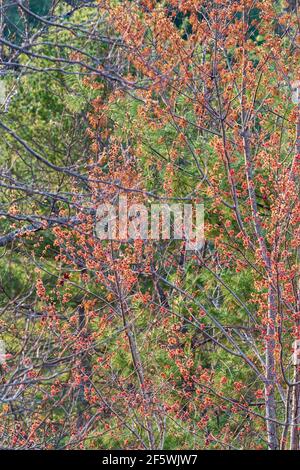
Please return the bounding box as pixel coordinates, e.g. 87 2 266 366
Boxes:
0 0 300 451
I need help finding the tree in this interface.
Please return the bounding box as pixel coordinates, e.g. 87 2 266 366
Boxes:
0 0 299 450
94 0 300 449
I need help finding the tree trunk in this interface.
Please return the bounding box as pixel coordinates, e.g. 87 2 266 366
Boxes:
265 285 279 449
